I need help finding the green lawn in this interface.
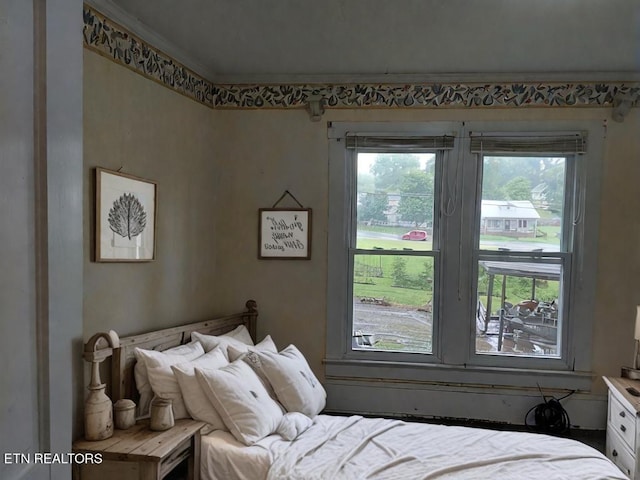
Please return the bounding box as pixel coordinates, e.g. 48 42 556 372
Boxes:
354 273 432 307
354 237 433 307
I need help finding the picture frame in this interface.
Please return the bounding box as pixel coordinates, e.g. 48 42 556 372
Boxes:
258 208 312 259
95 168 157 262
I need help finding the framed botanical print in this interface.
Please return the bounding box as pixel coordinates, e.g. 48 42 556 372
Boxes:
95 168 157 262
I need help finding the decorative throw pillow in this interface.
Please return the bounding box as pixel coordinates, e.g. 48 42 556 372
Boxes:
171 348 229 430
227 335 279 401
192 325 254 356
133 341 204 415
195 361 284 446
237 350 280 403
227 334 277 362
256 345 326 418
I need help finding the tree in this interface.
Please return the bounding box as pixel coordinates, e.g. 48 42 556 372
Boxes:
371 154 420 191
391 257 409 287
481 157 505 200
419 259 434 292
482 157 541 200
539 159 566 214
357 172 375 195
499 176 532 200
358 192 388 223
397 171 433 227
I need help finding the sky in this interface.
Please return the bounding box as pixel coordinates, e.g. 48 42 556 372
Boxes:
357 153 434 175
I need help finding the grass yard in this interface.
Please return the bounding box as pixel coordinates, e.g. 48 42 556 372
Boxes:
354 274 432 307
354 237 433 307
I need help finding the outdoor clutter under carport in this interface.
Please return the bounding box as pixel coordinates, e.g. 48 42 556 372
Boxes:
478 260 561 354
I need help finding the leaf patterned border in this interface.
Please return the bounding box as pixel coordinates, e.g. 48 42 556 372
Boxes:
84 5 640 110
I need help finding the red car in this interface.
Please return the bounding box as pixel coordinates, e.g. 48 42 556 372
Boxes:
401 230 428 241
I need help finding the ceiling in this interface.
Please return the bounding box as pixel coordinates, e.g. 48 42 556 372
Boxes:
90 0 640 83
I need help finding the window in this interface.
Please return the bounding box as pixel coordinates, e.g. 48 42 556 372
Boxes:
327 122 600 388
471 132 586 363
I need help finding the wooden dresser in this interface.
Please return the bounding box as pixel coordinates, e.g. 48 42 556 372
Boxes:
604 376 640 479
72 418 205 480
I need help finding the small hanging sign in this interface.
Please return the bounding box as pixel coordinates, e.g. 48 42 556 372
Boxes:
259 191 311 259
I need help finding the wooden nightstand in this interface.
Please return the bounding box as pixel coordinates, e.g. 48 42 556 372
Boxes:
72 418 205 480
603 376 640 479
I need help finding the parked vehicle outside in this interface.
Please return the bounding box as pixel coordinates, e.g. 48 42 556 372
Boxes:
401 230 428 241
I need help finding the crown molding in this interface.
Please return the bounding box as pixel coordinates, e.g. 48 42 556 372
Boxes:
84 0 217 81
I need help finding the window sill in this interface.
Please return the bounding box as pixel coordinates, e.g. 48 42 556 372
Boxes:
323 357 594 392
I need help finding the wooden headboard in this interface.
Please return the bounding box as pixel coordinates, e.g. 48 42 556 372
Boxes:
105 300 257 408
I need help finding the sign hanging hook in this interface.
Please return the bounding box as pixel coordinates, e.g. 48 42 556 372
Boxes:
272 190 304 208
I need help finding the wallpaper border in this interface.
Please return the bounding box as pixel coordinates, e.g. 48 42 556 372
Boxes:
83 5 640 110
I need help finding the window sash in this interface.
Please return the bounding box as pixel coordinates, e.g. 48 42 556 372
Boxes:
470 252 570 366
346 147 442 359
470 150 575 366
348 249 438 356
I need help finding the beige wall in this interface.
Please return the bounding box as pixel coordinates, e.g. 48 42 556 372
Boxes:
84 47 640 416
210 109 330 370
593 111 640 381
83 51 221 337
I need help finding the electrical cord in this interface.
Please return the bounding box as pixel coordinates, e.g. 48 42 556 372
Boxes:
525 385 574 435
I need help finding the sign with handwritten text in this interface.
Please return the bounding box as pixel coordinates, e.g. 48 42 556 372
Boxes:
259 209 312 259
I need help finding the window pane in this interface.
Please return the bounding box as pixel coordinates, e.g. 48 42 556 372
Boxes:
352 254 433 353
479 156 566 253
476 260 561 357
356 152 436 250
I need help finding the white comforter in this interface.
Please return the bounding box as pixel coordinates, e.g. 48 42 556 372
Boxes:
266 415 624 480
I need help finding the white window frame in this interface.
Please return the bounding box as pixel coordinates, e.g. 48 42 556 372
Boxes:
326 121 603 391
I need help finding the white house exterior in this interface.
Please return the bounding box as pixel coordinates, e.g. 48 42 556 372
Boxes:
480 200 540 237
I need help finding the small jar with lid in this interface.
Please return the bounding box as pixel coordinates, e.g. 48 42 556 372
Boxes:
113 399 136 430
149 398 174 431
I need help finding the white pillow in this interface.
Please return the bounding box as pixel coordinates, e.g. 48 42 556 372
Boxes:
192 325 254 356
276 412 313 441
134 341 204 414
171 348 229 430
195 361 284 446
227 334 277 362
256 345 326 418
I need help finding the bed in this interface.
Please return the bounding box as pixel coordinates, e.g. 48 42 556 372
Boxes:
97 300 624 480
